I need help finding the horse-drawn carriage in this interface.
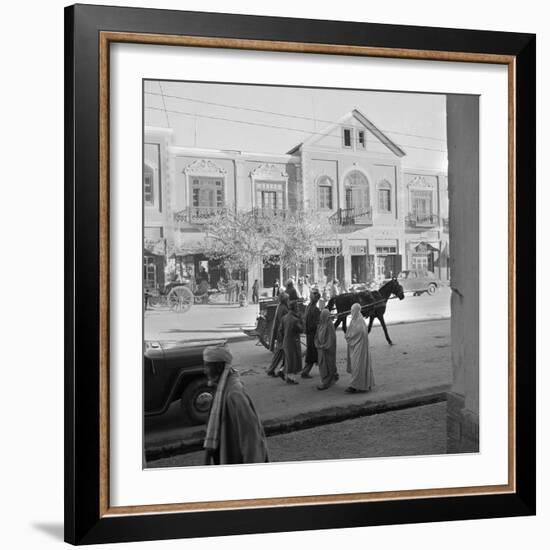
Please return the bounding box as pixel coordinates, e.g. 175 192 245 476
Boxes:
245 278 405 347
251 298 306 349
145 279 225 313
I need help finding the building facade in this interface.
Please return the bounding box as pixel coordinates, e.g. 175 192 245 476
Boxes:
144 109 449 293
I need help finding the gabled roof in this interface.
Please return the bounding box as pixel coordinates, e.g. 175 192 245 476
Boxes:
286 109 406 157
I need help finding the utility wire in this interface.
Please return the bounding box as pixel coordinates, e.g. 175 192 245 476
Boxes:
158 83 170 128
144 90 447 143
145 105 447 153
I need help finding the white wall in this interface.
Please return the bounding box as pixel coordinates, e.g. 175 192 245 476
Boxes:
1 1 547 549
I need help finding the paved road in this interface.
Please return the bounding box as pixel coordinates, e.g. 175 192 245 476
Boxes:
147 402 447 468
145 319 451 454
145 287 451 341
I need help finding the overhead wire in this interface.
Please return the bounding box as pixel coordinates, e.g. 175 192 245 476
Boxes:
145 105 448 153
144 90 447 144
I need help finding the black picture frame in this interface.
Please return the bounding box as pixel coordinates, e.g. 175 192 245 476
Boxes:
65 3 536 545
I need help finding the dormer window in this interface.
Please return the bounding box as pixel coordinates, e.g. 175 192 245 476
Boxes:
343 127 353 148
357 130 366 149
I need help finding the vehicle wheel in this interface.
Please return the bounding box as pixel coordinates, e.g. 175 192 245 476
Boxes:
181 377 215 425
167 285 193 313
256 316 271 349
427 283 437 295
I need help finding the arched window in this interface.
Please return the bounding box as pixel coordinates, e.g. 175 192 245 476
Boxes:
377 179 392 212
317 176 333 210
344 170 370 212
144 164 154 206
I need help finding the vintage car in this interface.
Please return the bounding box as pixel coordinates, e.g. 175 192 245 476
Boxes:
144 339 225 425
392 270 441 295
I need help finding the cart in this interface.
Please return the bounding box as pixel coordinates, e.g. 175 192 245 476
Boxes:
250 298 306 349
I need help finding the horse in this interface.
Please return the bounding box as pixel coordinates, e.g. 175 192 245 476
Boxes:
326 278 405 345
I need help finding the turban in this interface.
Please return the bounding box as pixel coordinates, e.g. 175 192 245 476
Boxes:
203 344 233 365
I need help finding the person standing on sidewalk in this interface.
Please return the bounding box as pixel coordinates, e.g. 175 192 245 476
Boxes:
344 303 374 393
281 300 303 384
252 279 259 304
267 292 289 376
315 308 338 390
272 279 280 297
203 344 269 465
301 290 321 379
285 279 299 301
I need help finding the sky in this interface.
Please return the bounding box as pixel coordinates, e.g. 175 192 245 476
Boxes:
144 80 448 171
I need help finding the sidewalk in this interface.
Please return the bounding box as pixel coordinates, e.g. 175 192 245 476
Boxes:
145 287 451 342
145 319 452 461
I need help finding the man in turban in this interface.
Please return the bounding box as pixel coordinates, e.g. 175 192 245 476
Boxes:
203 344 269 465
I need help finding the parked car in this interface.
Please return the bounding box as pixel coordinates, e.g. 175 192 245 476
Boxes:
144 339 225 425
393 270 441 296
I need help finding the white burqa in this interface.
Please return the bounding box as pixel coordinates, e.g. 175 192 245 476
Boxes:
345 303 375 391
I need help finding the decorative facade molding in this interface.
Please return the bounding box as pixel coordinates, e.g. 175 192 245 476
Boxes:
407 175 434 188
249 163 288 180
183 158 227 175
377 178 392 189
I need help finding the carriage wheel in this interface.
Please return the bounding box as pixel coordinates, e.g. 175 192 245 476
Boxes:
145 294 158 308
256 317 271 349
167 286 194 313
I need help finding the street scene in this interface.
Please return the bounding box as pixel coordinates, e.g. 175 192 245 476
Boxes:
142 81 468 467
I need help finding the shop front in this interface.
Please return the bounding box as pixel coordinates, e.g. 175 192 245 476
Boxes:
406 241 440 276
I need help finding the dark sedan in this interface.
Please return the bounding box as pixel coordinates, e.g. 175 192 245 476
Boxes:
144 339 225 425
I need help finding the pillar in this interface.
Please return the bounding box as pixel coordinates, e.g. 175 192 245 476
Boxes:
446 95 480 453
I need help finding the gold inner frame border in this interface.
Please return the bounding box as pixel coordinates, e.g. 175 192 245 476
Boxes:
98 31 517 518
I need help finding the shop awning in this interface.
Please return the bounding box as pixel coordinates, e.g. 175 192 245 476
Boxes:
414 241 439 252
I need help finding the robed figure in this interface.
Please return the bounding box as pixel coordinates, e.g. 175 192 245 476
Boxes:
315 308 338 390
344 303 375 393
281 300 303 383
203 345 269 465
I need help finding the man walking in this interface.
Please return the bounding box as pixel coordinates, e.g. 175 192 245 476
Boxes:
267 292 289 376
281 300 303 384
301 289 321 379
203 344 269 465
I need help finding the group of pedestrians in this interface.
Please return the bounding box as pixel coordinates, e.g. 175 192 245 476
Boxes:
267 279 375 393
199 280 375 466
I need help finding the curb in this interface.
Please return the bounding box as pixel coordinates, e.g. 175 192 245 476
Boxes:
145 386 450 462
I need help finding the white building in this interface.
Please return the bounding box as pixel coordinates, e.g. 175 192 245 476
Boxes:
143 109 449 292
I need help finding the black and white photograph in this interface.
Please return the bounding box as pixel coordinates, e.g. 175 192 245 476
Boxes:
142 80 478 468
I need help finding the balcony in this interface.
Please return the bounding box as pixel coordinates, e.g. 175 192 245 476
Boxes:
173 206 226 225
405 213 440 229
329 206 373 227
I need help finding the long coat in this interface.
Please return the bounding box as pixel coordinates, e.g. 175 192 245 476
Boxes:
315 310 338 386
304 302 320 365
269 302 288 352
281 310 303 375
215 374 269 465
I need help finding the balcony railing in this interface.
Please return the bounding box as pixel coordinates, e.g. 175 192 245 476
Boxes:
249 207 287 220
405 213 440 228
329 206 373 227
173 206 226 224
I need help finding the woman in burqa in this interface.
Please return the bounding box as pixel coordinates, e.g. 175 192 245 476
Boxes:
344 302 374 393
314 308 338 390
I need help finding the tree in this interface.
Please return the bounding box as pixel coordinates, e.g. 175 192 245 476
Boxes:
202 207 333 282
271 210 332 277
202 209 278 277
